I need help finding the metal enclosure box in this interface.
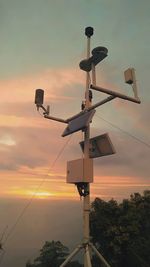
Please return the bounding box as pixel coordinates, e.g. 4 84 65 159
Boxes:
124 68 134 84
67 158 93 183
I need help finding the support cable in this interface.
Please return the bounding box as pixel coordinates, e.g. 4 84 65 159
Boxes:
96 114 150 149
0 135 72 266
0 251 5 265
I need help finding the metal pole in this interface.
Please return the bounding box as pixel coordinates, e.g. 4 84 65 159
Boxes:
91 64 96 86
85 245 92 267
83 27 93 267
132 68 138 99
60 245 83 267
89 243 111 267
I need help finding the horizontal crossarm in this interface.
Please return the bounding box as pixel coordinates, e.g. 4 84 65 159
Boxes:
90 84 141 104
44 115 67 123
88 95 116 111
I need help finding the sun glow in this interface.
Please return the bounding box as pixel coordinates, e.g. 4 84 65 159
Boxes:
1 173 149 201
27 190 55 199
25 189 76 199
4 188 56 199
3 184 78 200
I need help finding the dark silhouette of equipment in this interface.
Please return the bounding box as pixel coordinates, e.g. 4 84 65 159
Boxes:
35 89 44 107
79 46 108 72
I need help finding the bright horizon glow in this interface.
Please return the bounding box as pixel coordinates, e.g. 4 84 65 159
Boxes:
2 189 78 200
1 173 149 201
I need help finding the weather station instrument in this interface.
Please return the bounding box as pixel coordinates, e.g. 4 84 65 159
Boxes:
34 27 140 267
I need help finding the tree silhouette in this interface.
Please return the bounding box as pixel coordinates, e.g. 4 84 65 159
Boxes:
26 240 83 267
90 190 150 267
26 191 150 267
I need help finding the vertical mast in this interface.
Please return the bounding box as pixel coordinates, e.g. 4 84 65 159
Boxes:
83 27 93 267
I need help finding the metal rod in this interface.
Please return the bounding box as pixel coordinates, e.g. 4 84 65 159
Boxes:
44 96 115 125
60 245 83 267
90 84 141 104
91 64 96 86
89 243 111 267
132 68 138 99
88 95 116 111
85 245 92 267
44 115 67 124
40 105 48 113
83 30 91 267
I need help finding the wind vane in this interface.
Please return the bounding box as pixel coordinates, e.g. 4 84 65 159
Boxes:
34 27 140 267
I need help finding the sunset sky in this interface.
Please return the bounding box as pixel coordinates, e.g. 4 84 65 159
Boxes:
0 0 150 266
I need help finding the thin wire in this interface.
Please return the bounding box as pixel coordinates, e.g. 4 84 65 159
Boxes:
0 251 5 265
2 135 72 247
129 248 149 267
96 114 150 149
38 109 44 117
0 226 8 243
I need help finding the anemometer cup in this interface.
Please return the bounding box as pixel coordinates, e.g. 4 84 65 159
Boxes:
92 46 108 56
91 46 108 66
79 59 92 72
79 46 108 72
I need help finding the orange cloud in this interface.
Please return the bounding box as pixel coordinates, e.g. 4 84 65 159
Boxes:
0 67 149 201
0 68 84 104
0 165 149 201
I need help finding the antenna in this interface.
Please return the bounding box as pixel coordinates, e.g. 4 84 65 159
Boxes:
34 27 141 267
